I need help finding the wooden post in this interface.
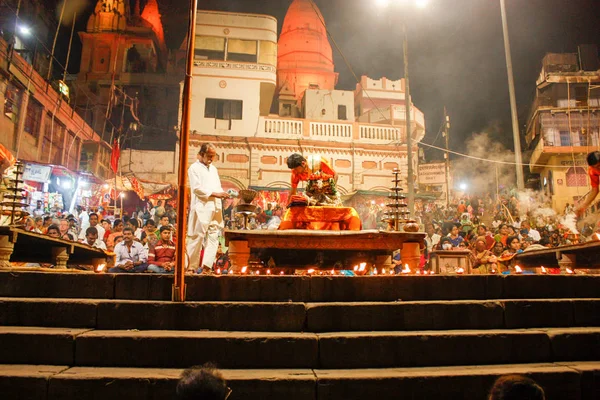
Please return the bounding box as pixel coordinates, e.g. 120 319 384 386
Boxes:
52 247 69 269
227 240 250 273
0 235 15 268
400 242 420 271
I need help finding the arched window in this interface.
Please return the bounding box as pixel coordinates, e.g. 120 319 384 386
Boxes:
565 167 588 187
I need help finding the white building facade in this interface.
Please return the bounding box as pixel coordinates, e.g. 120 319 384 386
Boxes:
187 2 426 197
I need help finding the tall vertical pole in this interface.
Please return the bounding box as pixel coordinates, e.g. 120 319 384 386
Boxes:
47 0 67 81
403 23 414 217
444 108 450 209
62 12 76 83
173 0 198 302
500 0 525 190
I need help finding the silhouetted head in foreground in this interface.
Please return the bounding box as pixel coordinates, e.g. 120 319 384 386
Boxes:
489 375 545 400
176 363 231 400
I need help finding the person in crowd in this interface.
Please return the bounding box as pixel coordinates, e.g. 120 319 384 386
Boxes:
108 227 148 273
494 223 509 247
33 216 44 233
506 225 517 237
470 237 497 274
58 219 74 240
446 225 464 248
286 153 338 196
176 363 232 400
127 218 144 240
77 206 89 233
424 223 441 254
46 224 60 239
186 143 230 274
153 200 166 224
147 226 176 274
141 219 158 243
165 203 177 224
41 216 52 232
491 241 505 258
101 219 112 242
520 220 541 242
576 151 600 216
81 226 107 251
79 213 105 241
521 237 534 251
67 216 79 238
156 215 172 237
106 219 124 251
488 374 545 400
438 236 453 251
32 200 44 218
474 224 495 250
502 235 522 257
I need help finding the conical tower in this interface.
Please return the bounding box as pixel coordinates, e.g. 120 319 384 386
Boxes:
277 0 338 104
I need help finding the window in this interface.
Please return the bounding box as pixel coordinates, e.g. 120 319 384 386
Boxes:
24 98 43 140
575 86 587 105
41 115 65 164
566 167 588 187
195 36 226 60
338 105 347 121
227 39 257 62
4 81 22 123
204 99 243 120
259 41 277 66
559 131 571 146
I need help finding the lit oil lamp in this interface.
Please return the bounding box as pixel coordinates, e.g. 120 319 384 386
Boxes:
515 265 523 274
401 264 411 274
241 266 248 274
541 266 547 274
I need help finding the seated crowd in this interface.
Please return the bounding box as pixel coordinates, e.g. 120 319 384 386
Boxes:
22 206 186 274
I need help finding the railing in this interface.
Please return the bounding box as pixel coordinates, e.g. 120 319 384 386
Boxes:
260 117 303 138
359 125 401 143
310 122 352 139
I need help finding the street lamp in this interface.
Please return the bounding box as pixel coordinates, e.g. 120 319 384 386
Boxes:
376 0 427 218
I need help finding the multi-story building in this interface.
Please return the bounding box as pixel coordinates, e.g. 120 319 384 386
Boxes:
188 0 426 199
74 0 183 149
0 35 112 180
525 45 600 211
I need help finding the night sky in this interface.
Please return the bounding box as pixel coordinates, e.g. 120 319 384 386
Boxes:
66 0 600 163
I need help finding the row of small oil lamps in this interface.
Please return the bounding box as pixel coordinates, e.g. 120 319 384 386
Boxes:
229 263 578 276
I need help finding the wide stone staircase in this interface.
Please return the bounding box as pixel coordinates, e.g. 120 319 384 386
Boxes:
0 271 599 400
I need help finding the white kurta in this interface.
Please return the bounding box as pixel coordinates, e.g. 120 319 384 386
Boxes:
186 160 224 270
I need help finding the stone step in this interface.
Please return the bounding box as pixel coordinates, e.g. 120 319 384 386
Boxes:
1 297 599 332
0 298 307 331
1 362 598 400
1 271 600 302
1 326 599 369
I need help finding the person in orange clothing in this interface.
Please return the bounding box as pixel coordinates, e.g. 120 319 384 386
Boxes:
286 153 337 196
576 151 600 217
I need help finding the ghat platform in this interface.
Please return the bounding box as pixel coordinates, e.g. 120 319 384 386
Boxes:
514 241 600 269
224 229 426 271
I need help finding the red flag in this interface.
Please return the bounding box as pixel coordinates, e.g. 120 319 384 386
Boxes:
110 138 120 173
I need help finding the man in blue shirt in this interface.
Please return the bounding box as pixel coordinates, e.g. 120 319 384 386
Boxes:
108 227 148 273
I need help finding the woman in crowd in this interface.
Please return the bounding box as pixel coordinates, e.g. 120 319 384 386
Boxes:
501 235 522 257
447 225 464 248
494 224 509 247
470 237 497 274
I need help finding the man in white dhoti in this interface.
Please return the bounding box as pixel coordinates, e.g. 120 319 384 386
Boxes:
186 143 230 274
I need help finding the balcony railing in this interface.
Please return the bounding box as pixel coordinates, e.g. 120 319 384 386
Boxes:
310 121 352 140
259 117 303 138
359 125 401 143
